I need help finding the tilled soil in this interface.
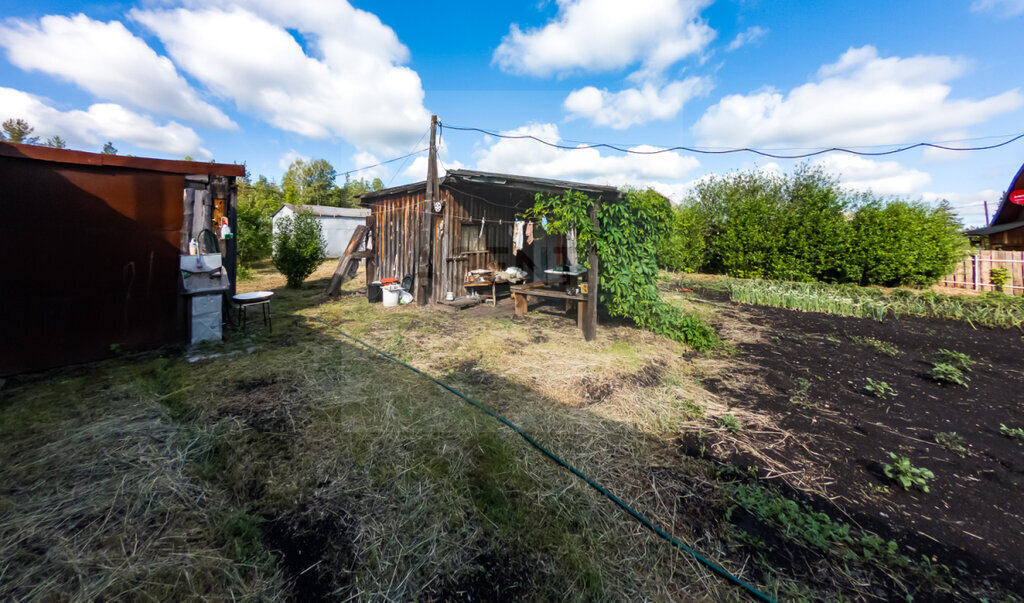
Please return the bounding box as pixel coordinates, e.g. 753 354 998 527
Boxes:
690 289 1024 592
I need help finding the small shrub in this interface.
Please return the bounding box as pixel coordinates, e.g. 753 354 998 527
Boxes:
1000 424 1024 441
929 363 969 388
990 267 1010 292
789 377 812 405
850 336 901 357
716 414 742 434
272 211 326 288
882 453 935 492
934 349 975 372
864 378 896 399
935 432 968 457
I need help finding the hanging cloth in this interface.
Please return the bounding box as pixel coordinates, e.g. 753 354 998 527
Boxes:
479 216 485 238
566 227 578 265
525 221 534 245
512 220 524 255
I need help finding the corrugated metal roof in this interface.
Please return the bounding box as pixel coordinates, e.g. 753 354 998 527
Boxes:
965 220 1024 236
0 141 245 177
359 168 621 203
275 203 370 218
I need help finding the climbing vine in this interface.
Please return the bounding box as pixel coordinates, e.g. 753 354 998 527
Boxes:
526 188 717 350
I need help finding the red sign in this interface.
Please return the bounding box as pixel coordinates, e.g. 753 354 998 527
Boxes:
1011 190 1024 205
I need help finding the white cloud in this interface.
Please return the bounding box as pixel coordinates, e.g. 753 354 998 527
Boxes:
971 0 1024 15
813 154 931 196
493 0 714 78
132 1 430 155
693 46 1024 148
474 123 700 188
402 155 466 181
726 26 767 51
0 86 210 158
0 14 234 130
278 150 309 170
921 189 1001 226
564 77 709 128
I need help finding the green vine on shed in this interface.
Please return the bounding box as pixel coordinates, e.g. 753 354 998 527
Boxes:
525 189 717 350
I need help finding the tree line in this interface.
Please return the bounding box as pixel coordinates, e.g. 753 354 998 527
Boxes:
656 166 969 287
237 159 383 265
0 117 117 154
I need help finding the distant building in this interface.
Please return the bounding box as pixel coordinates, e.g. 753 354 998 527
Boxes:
966 163 1024 250
272 204 370 257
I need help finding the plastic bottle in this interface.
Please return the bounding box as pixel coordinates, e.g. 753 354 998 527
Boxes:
189 237 198 255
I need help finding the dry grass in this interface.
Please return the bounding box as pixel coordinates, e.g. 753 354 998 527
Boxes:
3 260 842 600
0 376 283 600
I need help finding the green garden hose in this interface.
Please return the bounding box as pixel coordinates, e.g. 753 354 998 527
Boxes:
312 316 775 602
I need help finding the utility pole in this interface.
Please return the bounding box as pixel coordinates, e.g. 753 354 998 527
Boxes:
415 115 439 304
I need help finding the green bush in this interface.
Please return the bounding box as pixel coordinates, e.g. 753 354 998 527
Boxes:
272 211 326 288
666 166 969 287
237 175 283 264
528 188 717 350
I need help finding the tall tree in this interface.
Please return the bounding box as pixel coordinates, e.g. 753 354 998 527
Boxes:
44 136 67 149
282 158 338 207
101 141 118 155
2 118 39 144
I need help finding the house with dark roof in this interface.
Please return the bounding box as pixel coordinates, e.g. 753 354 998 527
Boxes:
966 162 1024 250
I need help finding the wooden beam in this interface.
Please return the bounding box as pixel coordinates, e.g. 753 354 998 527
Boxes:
415 115 438 304
583 199 599 341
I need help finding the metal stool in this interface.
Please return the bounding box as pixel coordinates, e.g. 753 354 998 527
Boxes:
232 291 274 333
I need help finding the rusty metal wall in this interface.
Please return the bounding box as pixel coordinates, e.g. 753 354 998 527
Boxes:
0 155 186 375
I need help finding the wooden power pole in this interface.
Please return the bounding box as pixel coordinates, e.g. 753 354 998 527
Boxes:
415 115 439 304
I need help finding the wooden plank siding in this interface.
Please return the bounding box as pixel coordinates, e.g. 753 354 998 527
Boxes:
941 249 1024 294
432 188 518 302
368 191 423 286
368 186 521 303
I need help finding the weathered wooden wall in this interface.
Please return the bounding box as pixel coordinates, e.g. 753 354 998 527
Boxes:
368 191 424 285
432 188 518 302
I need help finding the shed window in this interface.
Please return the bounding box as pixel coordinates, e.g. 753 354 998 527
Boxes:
460 221 485 253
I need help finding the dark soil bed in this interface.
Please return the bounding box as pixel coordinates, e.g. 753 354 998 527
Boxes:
691 289 1024 593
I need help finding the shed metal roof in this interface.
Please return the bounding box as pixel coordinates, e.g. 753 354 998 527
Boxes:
0 141 245 177
274 204 370 218
965 220 1024 236
359 168 621 203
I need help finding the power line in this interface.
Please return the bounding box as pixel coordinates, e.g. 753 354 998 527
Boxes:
440 123 1024 160
342 147 429 178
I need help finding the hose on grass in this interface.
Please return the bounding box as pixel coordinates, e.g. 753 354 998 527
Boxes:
312 316 775 602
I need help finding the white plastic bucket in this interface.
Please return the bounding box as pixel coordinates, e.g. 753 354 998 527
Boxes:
382 285 401 307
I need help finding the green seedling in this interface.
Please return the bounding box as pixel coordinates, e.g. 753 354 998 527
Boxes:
864 378 896 399
929 363 969 388
1000 424 1024 441
935 432 969 457
716 414 742 434
882 453 935 492
934 349 975 372
851 336 901 357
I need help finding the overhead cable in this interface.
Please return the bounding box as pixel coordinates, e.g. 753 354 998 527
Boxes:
440 123 1024 160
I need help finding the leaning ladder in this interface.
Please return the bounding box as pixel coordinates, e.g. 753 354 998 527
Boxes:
325 224 370 296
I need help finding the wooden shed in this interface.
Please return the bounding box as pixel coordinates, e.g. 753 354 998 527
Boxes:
0 142 244 375
966 162 1024 250
360 169 619 338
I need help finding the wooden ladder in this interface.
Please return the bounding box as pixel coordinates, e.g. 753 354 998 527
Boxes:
325 225 370 296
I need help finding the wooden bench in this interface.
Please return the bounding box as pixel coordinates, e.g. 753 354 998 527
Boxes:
510 281 588 329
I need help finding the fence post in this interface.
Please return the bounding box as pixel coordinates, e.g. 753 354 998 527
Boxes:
972 254 979 291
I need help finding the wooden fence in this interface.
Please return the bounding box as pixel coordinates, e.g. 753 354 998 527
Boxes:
941 250 1024 294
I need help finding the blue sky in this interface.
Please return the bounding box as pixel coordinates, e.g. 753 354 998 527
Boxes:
1 0 1022 226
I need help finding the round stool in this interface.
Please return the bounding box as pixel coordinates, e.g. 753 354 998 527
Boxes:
232 291 274 332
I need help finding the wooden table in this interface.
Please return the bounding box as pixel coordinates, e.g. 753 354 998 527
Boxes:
509 281 588 330
464 279 517 306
